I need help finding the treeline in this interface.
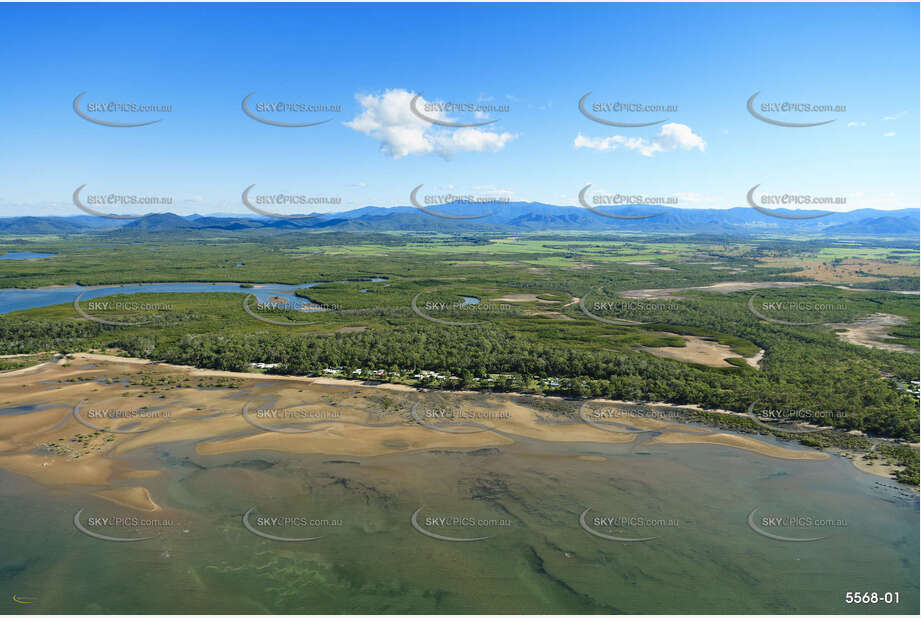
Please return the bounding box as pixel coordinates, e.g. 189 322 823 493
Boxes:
95 322 920 441
855 277 920 291
0 319 113 354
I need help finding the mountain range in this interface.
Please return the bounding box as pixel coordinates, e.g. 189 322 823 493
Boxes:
0 204 918 237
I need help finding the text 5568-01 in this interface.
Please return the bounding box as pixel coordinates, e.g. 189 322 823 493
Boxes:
845 592 899 604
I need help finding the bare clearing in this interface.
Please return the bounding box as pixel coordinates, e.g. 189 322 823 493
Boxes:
746 349 765 369
757 257 919 284
640 335 747 368
831 313 914 353
620 281 808 299
493 293 555 303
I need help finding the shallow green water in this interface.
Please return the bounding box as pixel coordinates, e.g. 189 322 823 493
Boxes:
1 435 917 614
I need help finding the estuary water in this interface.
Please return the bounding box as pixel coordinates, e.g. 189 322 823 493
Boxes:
0 280 386 315
0 252 56 261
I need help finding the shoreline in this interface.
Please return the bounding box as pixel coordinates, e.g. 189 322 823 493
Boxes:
45 353 862 434
0 352 917 490
3 351 908 482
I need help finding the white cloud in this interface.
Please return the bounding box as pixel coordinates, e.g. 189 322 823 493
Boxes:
882 110 908 121
883 131 896 137
574 133 641 152
574 123 706 157
344 89 516 159
448 127 516 152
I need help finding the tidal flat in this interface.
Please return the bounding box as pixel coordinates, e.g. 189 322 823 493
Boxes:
0 357 917 614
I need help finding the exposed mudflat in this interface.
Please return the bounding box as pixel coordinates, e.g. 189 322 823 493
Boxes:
0 354 830 513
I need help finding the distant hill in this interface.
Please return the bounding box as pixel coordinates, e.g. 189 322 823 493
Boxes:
0 216 88 234
821 215 921 237
1 204 918 237
118 213 202 231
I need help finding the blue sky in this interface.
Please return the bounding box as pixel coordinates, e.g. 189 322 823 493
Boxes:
0 2 918 217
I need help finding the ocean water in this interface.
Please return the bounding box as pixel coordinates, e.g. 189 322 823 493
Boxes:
0 434 916 614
